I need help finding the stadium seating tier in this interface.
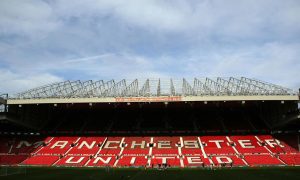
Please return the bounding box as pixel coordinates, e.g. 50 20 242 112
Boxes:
0 135 299 168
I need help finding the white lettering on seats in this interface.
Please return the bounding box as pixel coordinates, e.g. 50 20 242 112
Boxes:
104 141 120 149
16 141 31 148
187 157 203 164
51 141 68 149
93 157 112 164
157 141 171 148
66 156 85 164
16 141 48 149
208 140 224 148
238 140 254 148
183 141 199 148
78 141 96 149
33 141 45 148
216 156 232 164
131 141 146 149
155 157 175 164
265 139 284 148
130 157 136 164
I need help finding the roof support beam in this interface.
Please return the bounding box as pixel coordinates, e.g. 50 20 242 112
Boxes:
12 77 297 99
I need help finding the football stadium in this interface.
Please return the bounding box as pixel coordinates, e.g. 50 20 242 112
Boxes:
0 77 299 179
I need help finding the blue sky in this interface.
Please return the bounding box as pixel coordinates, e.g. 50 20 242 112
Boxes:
0 0 300 94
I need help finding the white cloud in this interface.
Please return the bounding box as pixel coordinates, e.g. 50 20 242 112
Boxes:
0 0 299 93
0 0 59 39
0 69 63 94
182 42 300 89
1 0 300 38
52 0 192 32
44 53 166 79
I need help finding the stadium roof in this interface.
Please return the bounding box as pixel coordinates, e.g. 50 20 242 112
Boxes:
6 77 300 104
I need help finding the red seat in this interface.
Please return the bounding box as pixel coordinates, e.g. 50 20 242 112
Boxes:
181 136 203 156
279 154 300 165
117 155 148 167
85 155 116 167
67 137 106 156
244 154 283 166
122 137 151 156
0 135 298 168
22 155 59 166
151 137 180 156
229 135 269 154
201 136 235 155
0 155 27 165
55 156 89 166
37 137 79 155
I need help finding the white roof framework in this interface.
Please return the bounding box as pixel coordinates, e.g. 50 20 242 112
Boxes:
13 77 296 99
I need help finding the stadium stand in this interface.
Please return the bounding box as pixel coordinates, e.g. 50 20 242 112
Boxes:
0 78 299 168
0 135 299 167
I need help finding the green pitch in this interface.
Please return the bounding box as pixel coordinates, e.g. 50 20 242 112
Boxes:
0 166 299 180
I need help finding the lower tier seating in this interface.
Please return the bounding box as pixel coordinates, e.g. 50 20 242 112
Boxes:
243 155 284 166
0 135 299 167
22 155 59 166
0 155 27 165
279 154 300 165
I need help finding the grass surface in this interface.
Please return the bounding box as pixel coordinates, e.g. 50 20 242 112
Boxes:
0 166 299 180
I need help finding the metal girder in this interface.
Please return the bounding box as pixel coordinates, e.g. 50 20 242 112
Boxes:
139 79 150 97
17 81 61 98
183 78 194 96
70 80 93 98
121 79 138 97
157 79 161 96
236 77 269 95
170 79 176 96
0 94 8 106
12 77 296 99
243 77 293 95
216 77 234 95
193 78 217 96
17 80 82 99
85 80 107 97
